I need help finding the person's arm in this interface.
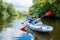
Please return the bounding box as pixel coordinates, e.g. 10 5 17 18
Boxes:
22 15 31 24
39 18 43 24
39 18 42 22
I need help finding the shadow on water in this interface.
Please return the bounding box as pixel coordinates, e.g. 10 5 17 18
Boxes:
42 19 60 40
25 18 60 40
26 27 53 40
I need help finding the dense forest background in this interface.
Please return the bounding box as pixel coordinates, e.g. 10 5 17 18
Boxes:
0 0 60 18
29 0 60 17
0 0 18 17
0 0 29 18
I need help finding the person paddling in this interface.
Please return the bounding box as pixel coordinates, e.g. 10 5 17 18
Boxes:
26 15 43 25
35 15 43 25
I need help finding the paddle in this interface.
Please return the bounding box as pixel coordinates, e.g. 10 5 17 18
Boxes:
46 11 52 16
20 11 52 31
40 11 52 18
20 26 27 32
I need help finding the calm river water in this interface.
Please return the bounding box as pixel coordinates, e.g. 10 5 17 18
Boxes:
0 16 60 40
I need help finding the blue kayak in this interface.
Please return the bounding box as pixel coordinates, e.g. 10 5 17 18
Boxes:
26 23 53 32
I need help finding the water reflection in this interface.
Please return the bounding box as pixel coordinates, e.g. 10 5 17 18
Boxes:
15 33 33 40
0 17 33 40
43 19 60 40
26 28 53 40
34 32 53 40
0 28 33 40
0 16 60 40
0 16 18 32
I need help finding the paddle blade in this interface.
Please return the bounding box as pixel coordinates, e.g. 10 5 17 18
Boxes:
20 26 27 31
46 11 52 16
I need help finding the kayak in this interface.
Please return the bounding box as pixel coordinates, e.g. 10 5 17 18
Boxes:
26 23 53 32
21 11 53 32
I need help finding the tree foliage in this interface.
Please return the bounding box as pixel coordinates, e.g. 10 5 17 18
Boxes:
29 0 60 17
0 0 20 17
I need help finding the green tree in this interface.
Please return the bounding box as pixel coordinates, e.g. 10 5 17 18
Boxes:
0 0 2 4
29 0 60 17
0 0 19 17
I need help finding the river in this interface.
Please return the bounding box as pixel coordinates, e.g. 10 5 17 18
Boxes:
0 16 60 40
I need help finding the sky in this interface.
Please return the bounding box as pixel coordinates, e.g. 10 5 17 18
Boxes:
3 0 33 12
